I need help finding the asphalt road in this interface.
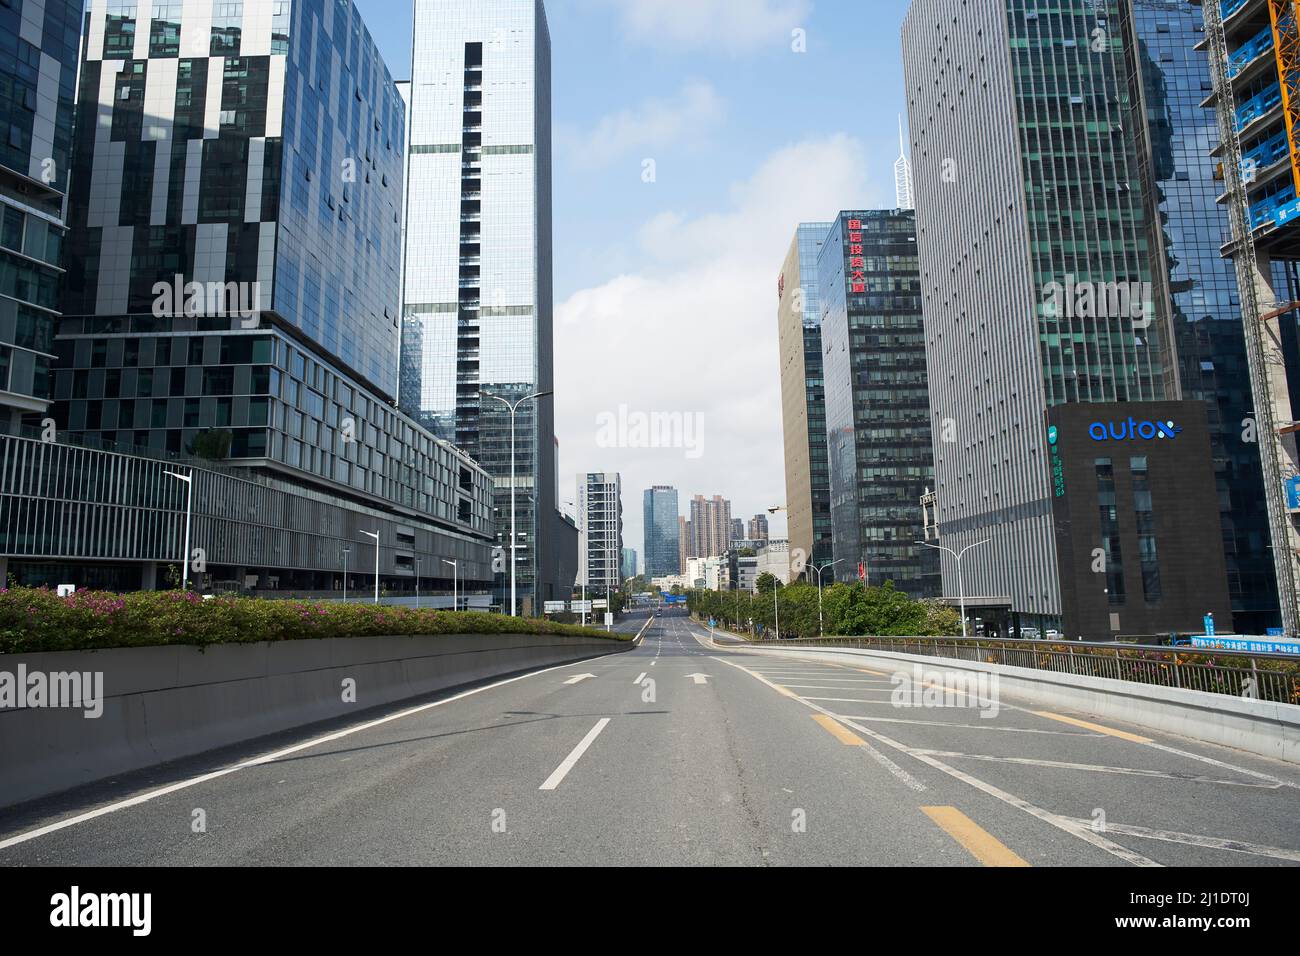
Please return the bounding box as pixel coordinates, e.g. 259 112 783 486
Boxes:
1 611 1297 866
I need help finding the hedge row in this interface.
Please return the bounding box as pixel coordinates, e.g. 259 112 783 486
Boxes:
0 587 627 654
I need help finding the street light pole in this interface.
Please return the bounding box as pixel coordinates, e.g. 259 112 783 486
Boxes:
361 530 379 604
342 547 351 603
919 538 989 638
415 557 422 609
164 470 194 592
483 389 552 617
811 559 843 637
442 558 458 612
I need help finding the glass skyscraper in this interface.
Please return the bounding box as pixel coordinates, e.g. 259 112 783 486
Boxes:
1120 0 1278 630
819 210 939 598
777 221 834 576
37 0 495 593
643 484 679 579
902 0 1273 633
0 0 81 433
400 0 560 613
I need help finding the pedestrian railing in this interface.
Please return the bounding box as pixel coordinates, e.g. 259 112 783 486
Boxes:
743 634 1300 706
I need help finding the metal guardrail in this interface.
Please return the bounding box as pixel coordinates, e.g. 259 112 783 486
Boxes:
743 634 1300 706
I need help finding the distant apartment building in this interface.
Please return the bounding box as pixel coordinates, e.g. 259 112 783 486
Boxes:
730 517 745 545
689 494 732 558
679 515 691 568
747 513 769 541
577 472 621 592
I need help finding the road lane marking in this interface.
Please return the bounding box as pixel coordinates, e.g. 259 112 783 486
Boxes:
564 673 597 685
539 718 611 791
1058 818 1300 862
715 640 1300 792
711 654 1157 866
829 716 1103 736
1030 711 1151 743
910 750 1280 788
921 806 1030 867
686 673 710 684
777 685 896 692
0 650 632 852
716 658 925 791
813 714 867 745
633 672 646 684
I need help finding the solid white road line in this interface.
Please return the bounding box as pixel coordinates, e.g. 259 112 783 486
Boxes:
564 673 596 685
1058 818 1300 862
539 718 611 791
0 651 629 852
909 750 1281 788
633 672 646 684
837 716 1103 736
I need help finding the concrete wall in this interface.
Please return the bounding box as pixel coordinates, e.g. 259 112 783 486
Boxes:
0 631 632 808
739 645 1300 765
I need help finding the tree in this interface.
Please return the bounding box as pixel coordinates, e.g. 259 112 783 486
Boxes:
755 572 782 593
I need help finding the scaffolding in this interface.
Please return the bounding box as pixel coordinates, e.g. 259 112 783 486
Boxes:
1206 0 1300 637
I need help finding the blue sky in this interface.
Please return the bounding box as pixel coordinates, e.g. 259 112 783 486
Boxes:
356 0 916 564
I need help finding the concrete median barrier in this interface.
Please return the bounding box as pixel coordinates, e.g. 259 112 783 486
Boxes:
0 631 632 808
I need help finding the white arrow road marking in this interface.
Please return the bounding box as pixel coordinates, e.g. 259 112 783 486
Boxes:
633 672 646 684
686 673 710 685
564 673 596 685
539 718 610 791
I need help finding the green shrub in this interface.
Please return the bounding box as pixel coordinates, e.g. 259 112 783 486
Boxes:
0 587 627 654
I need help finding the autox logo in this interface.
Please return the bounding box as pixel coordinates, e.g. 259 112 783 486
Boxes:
1088 417 1182 441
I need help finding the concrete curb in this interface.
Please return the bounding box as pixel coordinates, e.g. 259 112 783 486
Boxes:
719 643 1300 765
0 632 632 808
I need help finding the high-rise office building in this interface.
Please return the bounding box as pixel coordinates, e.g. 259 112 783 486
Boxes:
32 0 495 594
400 0 561 614
0 0 81 434
777 222 834 576
902 0 1237 638
819 210 938 598
730 517 745 545
747 513 769 541
689 494 732 559
577 472 620 592
679 515 690 569
643 484 679 578
620 546 636 581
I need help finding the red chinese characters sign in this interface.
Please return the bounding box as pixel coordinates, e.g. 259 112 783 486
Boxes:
848 219 865 294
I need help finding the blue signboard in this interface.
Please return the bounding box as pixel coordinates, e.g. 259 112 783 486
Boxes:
1189 635 1300 656
1203 613 1215 637
1286 476 1300 510
1267 627 1284 637
708 617 716 629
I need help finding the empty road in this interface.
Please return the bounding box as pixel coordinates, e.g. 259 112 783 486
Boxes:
1 612 1297 866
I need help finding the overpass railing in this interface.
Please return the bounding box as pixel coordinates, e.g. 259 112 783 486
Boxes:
741 634 1300 706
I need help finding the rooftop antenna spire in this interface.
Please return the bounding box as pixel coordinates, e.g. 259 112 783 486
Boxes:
894 113 914 210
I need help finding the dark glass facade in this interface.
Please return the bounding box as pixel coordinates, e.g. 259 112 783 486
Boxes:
0 0 81 431
1121 0 1279 631
643 484 679 578
819 210 939 598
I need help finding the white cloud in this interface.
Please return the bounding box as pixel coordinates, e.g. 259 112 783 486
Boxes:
555 134 889 564
597 0 814 55
559 81 724 168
